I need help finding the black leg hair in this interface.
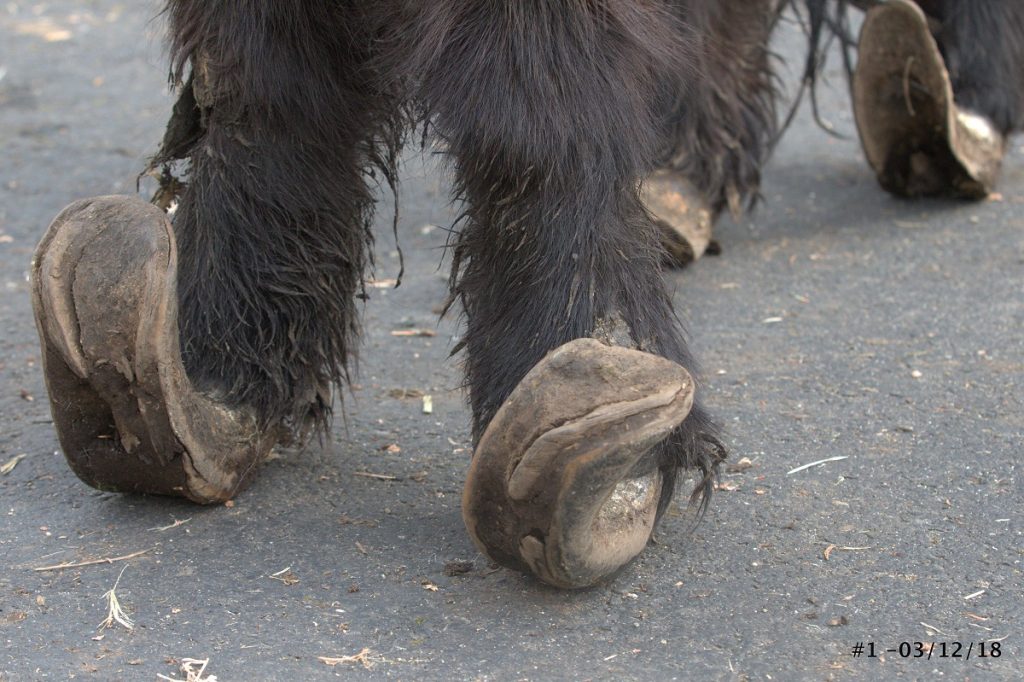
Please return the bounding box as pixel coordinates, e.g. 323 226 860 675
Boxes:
388 0 726 515
656 0 781 218
916 0 1024 135
152 1 404 434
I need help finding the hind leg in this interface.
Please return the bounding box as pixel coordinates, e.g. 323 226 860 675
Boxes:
644 0 779 266
31 1 402 502
854 0 1023 197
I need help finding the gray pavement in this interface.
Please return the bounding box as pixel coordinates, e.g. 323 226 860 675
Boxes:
1 2 1021 680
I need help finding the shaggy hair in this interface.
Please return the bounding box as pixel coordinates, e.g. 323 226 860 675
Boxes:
147 0 1023 519
150 0 739 513
388 0 727 512
151 1 405 434
657 0 781 218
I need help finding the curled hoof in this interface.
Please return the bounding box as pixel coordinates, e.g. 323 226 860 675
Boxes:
31 196 278 503
853 0 1004 199
462 338 694 589
641 170 716 266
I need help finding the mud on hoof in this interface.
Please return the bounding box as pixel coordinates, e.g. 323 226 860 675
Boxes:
31 196 280 503
462 338 695 589
853 0 1005 199
641 170 716 267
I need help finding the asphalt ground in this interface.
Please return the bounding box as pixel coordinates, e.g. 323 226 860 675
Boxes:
0 2 1021 680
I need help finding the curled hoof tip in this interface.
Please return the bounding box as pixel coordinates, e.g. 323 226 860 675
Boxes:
31 195 275 504
853 0 1004 199
462 338 695 589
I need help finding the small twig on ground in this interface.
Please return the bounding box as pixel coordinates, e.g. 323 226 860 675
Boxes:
149 518 192 532
787 456 848 476
98 564 134 631
353 471 399 481
157 658 218 682
33 548 151 572
387 388 425 399
823 544 872 560
268 567 299 585
319 648 376 670
1 453 27 475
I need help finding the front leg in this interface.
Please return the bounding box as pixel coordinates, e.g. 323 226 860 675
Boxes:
31 1 401 502
402 1 725 588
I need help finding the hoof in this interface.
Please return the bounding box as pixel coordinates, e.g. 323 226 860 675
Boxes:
30 196 278 503
462 338 695 589
641 170 715 266
853 0 1004 199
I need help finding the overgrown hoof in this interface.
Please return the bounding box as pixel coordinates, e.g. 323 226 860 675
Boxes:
462 338 695 589
641 170 716 266
853 0 1004 199
31 196 278 503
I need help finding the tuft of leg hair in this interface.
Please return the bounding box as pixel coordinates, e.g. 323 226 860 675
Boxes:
657 0 782 218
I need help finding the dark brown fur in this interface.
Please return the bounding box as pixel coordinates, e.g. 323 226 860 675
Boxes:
151 0 742 515
146 0 1024 527
389 0 727 513
152 1 405 434
657 0 780 217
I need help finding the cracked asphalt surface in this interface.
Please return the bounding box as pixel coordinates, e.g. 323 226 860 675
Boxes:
1 2 1021 680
